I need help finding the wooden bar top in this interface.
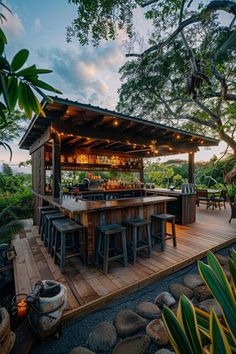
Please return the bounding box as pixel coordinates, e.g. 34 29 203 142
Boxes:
32 191 176 214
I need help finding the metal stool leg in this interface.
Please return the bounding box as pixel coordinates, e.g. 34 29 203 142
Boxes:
161 220 165 251
132 226 137 264
121 229 128 267
60 232 66 273
96 230 102 266
103 234 110 274
146 224 152 257
172 219 176 247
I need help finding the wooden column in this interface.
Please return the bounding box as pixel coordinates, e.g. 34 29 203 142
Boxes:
188 152 194 184
139 159 144 183
52 133 61 198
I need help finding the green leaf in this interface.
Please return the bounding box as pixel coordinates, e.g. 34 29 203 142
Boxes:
18 82 32 117
0 28 7 54
31 78 62 94
162 306 194 354
11 49 29 71
0 73 10 111
207 252 234 303
179 296 203 353
198 260 236 341
16 64 37 77
7 77 18 110
210 308 232 354
24 84 45 117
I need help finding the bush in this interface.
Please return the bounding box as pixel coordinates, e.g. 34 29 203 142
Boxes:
0 189 33 221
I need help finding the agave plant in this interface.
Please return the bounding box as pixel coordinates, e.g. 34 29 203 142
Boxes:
162 251 236 353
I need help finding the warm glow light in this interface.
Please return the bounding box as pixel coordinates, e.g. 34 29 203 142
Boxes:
176 134 181 139
168 147 173 151
114 120 119 126
17 299 27 317
147 151 150 154
200 140 204 144
154 150 159 154
190 137 194 142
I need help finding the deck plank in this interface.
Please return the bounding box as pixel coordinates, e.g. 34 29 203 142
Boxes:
12 205 236 323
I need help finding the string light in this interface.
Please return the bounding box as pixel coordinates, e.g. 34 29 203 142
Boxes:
176 134 181 139
114 120 119 126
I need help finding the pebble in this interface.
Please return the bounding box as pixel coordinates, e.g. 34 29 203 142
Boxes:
88 321 117 352
114 310 147 337
183 274 204 289
168 283 193 300
155 292 176 308
135 302 162 319
112 335 150 354
215 254 228 266
193 285 212 302
199 299 222 318
146 319 169 346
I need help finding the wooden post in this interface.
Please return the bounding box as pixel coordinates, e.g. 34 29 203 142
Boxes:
188 152 194 184
52 133 61 198
140 159 144 183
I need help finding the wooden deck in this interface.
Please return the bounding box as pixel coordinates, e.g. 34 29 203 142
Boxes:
12 205 236 321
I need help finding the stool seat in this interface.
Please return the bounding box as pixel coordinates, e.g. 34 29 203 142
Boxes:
98 224 126 235
151 213 176 251
53 219 83 233
96 223 127 274
125 218 150 227
151 214 174 220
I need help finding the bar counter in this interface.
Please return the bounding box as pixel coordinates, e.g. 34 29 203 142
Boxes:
33 192 176 263
145 188 196 225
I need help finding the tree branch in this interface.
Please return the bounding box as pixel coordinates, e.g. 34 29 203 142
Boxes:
193 98 220 122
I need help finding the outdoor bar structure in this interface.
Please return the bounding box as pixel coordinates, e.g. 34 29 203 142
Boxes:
19 96 218 264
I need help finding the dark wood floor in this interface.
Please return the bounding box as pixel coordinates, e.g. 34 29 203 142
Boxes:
12 204 236 321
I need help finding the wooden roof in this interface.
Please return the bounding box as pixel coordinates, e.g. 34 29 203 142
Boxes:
19 96 218 157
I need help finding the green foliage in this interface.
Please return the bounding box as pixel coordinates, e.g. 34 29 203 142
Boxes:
144 161 175 187
162 251 236 353
2 163 12 176
0 206 23 244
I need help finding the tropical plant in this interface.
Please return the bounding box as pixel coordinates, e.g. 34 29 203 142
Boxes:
0 1 62 158
0 206 23 244
66 0 236 183
162 251 236 353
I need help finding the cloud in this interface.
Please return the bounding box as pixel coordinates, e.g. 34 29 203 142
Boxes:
38 42 125 109
1 7 24 39
34 18 41 32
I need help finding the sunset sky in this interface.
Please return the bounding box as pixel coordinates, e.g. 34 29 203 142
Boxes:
0 0 230 166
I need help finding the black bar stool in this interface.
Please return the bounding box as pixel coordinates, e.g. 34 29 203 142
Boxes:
151 213 176 251
96 224 128 274
125 218 152 264
38 206 56 234
52 218 86 272
40 209 58 239
44 212 66 252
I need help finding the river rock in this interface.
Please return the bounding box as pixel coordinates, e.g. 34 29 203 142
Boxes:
155 350 175 354
215 254 228 266
193 285 212 302
183 274 204 289
199 299 222 318
112 335 150 354
69 348 95 354
146 319 169 346
155 292 176 308
88 321 117 352
169 283 193 300
136 302 161 319
114 310 147 337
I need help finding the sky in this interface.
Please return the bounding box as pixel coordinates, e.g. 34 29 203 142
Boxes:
0 0 231 167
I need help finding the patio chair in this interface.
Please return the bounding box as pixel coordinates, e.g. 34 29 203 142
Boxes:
196 189 211 208
212 189 227 210
229 200 236 223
